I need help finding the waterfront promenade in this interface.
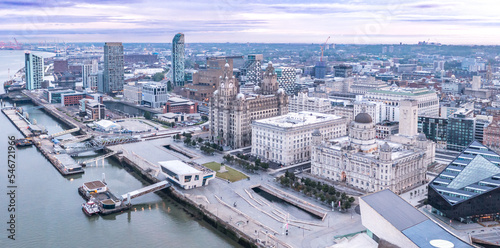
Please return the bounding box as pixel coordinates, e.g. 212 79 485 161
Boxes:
110 138 365 248
7 90 365 247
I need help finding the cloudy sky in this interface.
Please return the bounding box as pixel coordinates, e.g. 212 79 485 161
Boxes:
1 0 499 44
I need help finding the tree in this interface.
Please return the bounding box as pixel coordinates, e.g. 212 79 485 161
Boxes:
144 111 152 120
280 176 290 186
167 81 172 92
328 186 336 195
152 72 165 82
184 137 191 145
182 132 192 139
260 162 269 170
342 201 352 210
255 158 261 167
191 140 196 146
197 137 203 143
322 184 329 193
201 115 208 121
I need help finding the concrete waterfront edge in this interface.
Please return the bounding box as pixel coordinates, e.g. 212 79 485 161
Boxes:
111 152 258 248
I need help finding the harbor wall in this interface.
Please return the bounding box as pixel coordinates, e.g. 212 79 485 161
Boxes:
21 91 86 136
112 153 257 248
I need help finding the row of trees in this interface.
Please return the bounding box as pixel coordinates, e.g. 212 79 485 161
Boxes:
279 171 355 210
154 119 175 127
223 154 269 173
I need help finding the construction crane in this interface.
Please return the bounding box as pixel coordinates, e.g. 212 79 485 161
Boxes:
320 36 330 62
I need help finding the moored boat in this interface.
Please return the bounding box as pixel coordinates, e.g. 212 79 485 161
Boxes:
15 138 33 147
82 200 100 216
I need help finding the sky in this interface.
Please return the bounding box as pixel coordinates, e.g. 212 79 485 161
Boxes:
1 0 499 45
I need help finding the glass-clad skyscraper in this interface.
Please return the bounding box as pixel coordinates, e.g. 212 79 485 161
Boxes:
25 52 44 90
103 42 124 93
172 33 185 87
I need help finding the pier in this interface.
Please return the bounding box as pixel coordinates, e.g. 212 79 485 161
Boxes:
121 180 170 200
79 180 170 216
50 127 80 138
2 107 84 176
2 107 32 137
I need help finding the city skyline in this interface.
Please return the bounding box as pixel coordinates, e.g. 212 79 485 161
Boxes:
1 0 500 45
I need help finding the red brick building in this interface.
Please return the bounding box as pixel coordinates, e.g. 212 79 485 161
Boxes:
62 92 103 106
163 97 197 114
484 116 500 149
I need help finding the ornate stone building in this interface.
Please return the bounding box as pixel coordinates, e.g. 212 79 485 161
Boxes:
210 62 288 148
311 108 435 194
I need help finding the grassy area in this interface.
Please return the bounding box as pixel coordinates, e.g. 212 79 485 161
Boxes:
202 162 248 182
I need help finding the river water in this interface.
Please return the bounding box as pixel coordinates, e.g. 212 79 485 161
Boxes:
0 51 239 247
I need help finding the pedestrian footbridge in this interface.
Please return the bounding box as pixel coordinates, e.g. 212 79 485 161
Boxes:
121 181 170 200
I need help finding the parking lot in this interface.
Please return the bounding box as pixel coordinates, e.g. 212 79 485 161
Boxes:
116 119 164 132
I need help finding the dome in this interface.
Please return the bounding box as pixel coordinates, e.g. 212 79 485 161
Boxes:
277 88 285 95
213 90 219 95
253 85 261 92
268 61 273 66
354 112 372 124
312 129 321 136
417 133 427 141
381 142 391 152
225 63 229 68
236 93 245 100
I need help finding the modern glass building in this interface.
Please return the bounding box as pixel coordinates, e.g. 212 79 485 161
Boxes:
428 141 500 222
446 113 475 151
241 54 263 85
25 52 44 90
276 67 297 95
314 61 326 79
103 42 124 93
418 116 448 145
172 33 185 87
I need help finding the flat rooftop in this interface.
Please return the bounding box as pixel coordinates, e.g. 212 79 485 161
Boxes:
159 160 200 175
168 97 191 104
83 181 107 190
254 111 343 128
54 154 81 169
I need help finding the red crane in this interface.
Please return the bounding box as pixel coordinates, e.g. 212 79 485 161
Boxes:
320 36 331 62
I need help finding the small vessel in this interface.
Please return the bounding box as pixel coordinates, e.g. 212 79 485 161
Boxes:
3 79 14 90
15 138 33 147
82 200 100 216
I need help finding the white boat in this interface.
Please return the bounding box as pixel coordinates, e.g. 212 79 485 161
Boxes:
82 200 100 216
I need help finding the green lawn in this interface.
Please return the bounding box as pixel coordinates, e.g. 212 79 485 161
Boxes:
202 162 248 182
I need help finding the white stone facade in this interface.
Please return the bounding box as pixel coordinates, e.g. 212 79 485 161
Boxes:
364 87 439 117
288 92 335 114
354 100 399 124
142 82 168 108
311 110 435 194
251 112 347 166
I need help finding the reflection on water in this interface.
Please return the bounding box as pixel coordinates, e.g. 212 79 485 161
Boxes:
0 103 240 248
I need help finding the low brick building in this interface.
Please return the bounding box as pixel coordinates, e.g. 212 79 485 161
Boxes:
163 97 197 114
